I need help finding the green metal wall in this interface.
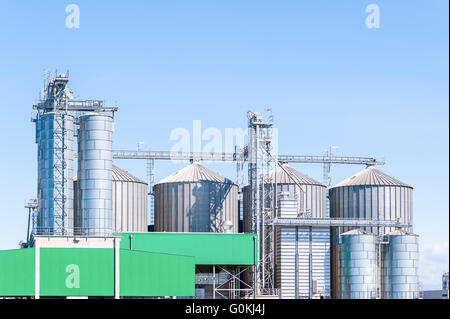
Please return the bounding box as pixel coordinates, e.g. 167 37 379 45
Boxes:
118 233 257 265
39 248 115 297
0 248 35 296
120 250 195 297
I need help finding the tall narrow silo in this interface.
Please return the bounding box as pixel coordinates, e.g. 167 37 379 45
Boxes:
339 229 378 299
76 113 114 236
36 112 75 235
382 230 419 299
154 162 238 233
329 166 413 299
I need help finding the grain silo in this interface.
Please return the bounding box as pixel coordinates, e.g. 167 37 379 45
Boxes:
382 230 419 299
242 165 329 298
74 165 148 234
76 113 114 236
276 193 331 299
154 162 238 233
339 229 378 299
35 112 75 235
329 166 414 299
112 165 148 233
243 164 327 232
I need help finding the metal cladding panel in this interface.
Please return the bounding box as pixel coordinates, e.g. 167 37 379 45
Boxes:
383 234 419 299
338 233 377 299
120 249 195 297
118 233 257 265
276 227 331 299
0 249 35 296
242 182 326 233
77 114 113 236
39 248 114 297
330 181 413 235
112 177 148 233
36 113 74 235
154 181 239 233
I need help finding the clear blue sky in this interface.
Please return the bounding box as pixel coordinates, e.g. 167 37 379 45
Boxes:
0 1 448 290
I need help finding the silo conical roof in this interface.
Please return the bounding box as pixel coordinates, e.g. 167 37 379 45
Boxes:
155 162 235 185
385 229 418 237
112 165 147 184
340 229 374 236
331 166 412 189
266 164 325 187
75 165 148 184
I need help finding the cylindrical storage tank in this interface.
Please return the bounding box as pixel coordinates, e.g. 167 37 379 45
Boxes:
330 166 413 234
154 162 238 233
382 230 419 299
112 165 148 233
339 229 377 299
36 112 75 235
76 113 113 236
243 164 326 232
329 166 413 298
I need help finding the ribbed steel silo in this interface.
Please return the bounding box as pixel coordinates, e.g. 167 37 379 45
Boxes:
74 165 148 233
329 166 413 298
36 112 75 235
243 164 327 232
276 193 331 299
154 162 238 233
382 230 419 299
76 113 114 236
329 166 413 234
112 165 148 233
339 229 377 299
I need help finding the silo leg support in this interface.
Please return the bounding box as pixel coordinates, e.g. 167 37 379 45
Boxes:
114 239 120 299
35 246 40 299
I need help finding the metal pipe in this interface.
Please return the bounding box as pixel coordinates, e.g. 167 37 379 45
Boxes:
295 226 299 299
213 265 216 300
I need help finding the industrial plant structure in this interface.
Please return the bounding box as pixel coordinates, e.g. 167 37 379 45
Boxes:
0 73 420 299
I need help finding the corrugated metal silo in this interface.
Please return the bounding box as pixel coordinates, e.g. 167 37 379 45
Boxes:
76 113 114 236
382 230 419 299
154 162 238 233
339 229 377 299
329 166 413 298
112 165 148 233
36 112 75 235
329 166 413 234
243 164 327 232
276 193 331 299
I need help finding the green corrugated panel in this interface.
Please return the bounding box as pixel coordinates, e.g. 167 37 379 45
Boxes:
120 249 195 297
0 248 35 296
39 248 114 297
117 233 257 265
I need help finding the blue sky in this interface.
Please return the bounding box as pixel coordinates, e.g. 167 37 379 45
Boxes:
0 1 448 290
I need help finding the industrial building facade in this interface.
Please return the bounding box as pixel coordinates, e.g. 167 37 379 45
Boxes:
0 233 256 298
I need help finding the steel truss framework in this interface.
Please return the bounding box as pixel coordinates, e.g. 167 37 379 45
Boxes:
211 265 257 300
